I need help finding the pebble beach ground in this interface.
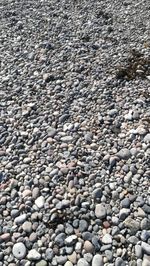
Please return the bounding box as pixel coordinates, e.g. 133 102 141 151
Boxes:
0 0 150 265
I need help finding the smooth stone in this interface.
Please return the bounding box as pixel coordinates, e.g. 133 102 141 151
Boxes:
142 255 150 266
92 188 102 199
64 262 73 266
35 196 45 208
56 255 67 264
95 204 106 219
83 240 94 253
22 221 32 233
144 134 150 143
79 219 88 232
12 242 26 259
117 148 131 160
61 136 73 142
65 235 77 246
141 242 150 255
14 214 27 225
115 257 126 266
141 218 150 230
92 254 103 266
105 250 113 261
77 258 89 266
102 234 112 244
36 260 47 266
128 236 139 244
84 253 93 263
121 198 130 208
32 187 40 199
119 208 130 220
135 245 143 258
27 249 41 260
68 251 77 264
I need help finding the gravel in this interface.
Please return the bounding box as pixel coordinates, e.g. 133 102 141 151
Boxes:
0 0 150 265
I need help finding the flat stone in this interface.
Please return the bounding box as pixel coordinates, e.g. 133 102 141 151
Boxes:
95 204 106 219
117 148 131 160
12 242 26 259
35 196 45 208
27 249 41 260
92 254 103 266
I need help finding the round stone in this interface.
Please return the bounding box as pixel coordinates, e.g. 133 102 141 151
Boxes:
92 254 103 266
83 240 94 253
95 204 106 219
12 242 26 259
77 258 89 266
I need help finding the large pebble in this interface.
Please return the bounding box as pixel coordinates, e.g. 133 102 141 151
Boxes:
35 196 45 208
14 214 27 225
95 204 106 219
27 249 41 260
77 258 89 266
117 148 131 160
92 254 103 266
102 234 112 244
141 242 150 255
12 242 26 259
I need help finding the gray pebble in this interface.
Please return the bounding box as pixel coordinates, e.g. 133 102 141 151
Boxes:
95 204 107 219
92 254 103 266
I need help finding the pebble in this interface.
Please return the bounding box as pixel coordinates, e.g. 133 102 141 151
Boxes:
27 249 41 260
117 148 131 160
119 208 130 220
35 196 45 208
92 254 103 266
77 258 89 266
83 240 94 253
102 234 112 244
14 214 27 225
36 260 47 266
95 204 107 219
135 244 143 258
141 242 150 255
65 235 77 246
64 262 73 266
12 242 26 259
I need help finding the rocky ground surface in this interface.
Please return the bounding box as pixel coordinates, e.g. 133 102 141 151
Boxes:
0 0 150 265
